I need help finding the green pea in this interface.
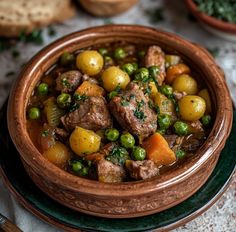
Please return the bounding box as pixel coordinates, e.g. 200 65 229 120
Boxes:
160 84 173 97
28 107 40 120
176 150 186 159
60 52 75 66
105 128 120 141
158 114 171 130
132 146 146 161
138 50 145 58
173 121 189 136
114 48 126 60
98 48 108 56
132 63 138 72
122 63 135 76
135 68 149 82
148 66 159 79
201 115 212 127
72 161 83 172
80 167 89 176
120 132 135 149
37 83 48 96
57 93 72 108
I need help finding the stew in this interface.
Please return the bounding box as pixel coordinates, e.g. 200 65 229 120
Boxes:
26 42 212 182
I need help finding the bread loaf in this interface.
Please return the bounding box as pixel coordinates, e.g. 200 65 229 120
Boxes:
0 0 76 37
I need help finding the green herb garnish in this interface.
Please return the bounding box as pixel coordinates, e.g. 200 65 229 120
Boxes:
106 146 130 166
145 7 165 24
194 0 236 23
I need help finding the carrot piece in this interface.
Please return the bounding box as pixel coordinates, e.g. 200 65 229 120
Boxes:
142 133 176 166
75 81 105 97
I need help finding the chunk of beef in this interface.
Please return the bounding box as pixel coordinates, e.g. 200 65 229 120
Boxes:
82 74 99 85
173 91 187 100
182 133 205 152
85 143 116 163
97 159 126 183
188 120 204 133
109 82 157 140
144 45 166 85
163 134 178 148
54 128 69 141
56 70 82 93
126 160 159 180
61 96 112 131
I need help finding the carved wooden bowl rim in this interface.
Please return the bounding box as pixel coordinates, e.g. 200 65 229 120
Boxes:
7 25 233 197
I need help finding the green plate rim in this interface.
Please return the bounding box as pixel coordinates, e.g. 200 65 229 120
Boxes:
0 103 235 232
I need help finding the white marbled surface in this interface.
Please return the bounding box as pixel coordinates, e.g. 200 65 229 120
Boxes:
0 0 235 232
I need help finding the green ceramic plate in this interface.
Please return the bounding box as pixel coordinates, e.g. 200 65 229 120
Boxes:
0 102 235 232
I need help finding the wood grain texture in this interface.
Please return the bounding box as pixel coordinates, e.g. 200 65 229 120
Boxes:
7 25 233 218
0 213 22 232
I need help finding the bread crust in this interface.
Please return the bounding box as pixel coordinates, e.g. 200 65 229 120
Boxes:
0 0 76 37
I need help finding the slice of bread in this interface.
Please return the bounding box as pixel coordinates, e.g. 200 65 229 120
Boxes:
0 0 76 37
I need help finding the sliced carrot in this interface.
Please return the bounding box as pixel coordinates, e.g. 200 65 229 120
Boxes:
75 81 105 97
142 133 176 166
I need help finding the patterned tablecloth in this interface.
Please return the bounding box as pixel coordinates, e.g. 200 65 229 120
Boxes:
0 0 235 231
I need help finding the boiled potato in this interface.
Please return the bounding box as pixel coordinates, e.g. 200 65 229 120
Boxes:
178 95 206 121
69 126 101 156
198 89 212 114
101 66 130 92
172 74 198 95
154 92 176 121
166 63 190 84
76 50 103 76
42 141 70 168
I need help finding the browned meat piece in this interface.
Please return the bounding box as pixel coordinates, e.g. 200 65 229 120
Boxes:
144 45 166 85
97 159 126 183
85 143 116 162
188 120 204 133
126 160 159 180
82 74 99 85
172 136 185 153
61 96 112 131
109 82 157 140
56 70 82 93
182 133 205 152
54 127 69 141
163 134 178 148
173 91 187 100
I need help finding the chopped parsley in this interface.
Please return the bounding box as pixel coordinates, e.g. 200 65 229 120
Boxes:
48 26 57 37
69 102 80 112
145 7 165 24
134 109 146 121
5 71 15 77
194 0 236 23
130 94 136 99
12 49 20 58
207 47 220 58
144 86 151 95
74 94 88 101
20 29 44 45
137 99 145 109
106 146 130 166
121 99 129 106
41 130 49 137
103 18 114 25
61 78 70 88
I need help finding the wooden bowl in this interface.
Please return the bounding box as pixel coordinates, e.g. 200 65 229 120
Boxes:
185 0 236 41
79 0 138 17
7 25 233 218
